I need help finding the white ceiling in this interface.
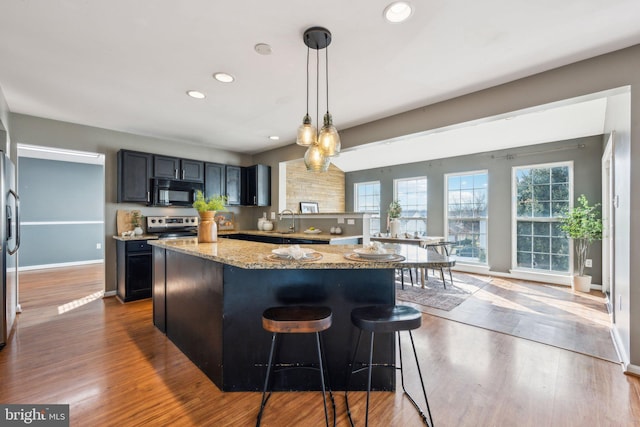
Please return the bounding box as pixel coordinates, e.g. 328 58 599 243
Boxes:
1 1 639 170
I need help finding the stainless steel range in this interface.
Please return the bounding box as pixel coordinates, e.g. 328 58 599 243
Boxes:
146 215 198 239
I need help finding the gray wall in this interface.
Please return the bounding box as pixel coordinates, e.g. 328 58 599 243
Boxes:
345 136 603 281
18 157 104 267
254 44 640 369
9 113 252 295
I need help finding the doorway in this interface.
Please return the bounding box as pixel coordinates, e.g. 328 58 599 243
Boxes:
16 144 105 309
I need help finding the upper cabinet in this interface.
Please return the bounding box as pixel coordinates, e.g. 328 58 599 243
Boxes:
225 165 242 206
117 149 270 207
117 150 152 203
153 155 204 182
243 164 271 207
204 162 225 199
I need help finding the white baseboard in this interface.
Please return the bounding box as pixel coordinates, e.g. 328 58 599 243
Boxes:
103 290 117 298
611 326 630 371
18 259 103 271
624 363 640 376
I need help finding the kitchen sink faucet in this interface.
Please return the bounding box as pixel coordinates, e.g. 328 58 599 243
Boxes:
279 209 296 233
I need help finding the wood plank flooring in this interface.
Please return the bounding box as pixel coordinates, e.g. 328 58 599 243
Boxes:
403 272 619 362
1 264 639 426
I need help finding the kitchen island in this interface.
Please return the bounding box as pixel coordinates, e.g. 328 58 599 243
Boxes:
149 238 453 392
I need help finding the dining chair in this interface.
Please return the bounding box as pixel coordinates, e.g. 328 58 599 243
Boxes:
423 242 455 288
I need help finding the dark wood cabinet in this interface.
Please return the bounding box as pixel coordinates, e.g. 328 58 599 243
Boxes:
204 162 225 200
243 164 271 206
181 159 205 182
225 165 242 205
117 240 153 302
153 155 204 182
117 150 152 203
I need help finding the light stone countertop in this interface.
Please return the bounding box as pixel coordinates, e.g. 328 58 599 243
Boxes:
218 229 360 243
148 238 454 270
112 234 159 242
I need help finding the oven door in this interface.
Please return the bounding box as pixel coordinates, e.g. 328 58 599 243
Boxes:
152 179 202 207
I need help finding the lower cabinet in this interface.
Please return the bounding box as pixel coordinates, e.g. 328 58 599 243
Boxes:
117 240 153 302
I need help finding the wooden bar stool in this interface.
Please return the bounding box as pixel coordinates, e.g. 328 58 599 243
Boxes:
257 305 336 427
345 305 434 427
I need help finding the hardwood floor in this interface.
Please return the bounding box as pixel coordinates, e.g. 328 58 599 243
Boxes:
406 272 619 362
1 264 639 426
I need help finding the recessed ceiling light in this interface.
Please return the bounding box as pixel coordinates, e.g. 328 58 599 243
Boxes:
186 90 205 99
213 72 235 83
384 1 413 23
255 43 273 55
269 135 280 141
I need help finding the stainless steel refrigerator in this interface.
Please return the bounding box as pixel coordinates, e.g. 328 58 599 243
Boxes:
0 152 19 350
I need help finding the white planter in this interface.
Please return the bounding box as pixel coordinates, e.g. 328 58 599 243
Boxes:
389 219 401 238
572 275 592 292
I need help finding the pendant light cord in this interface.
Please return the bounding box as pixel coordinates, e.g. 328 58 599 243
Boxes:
316 47 320 136
305 46 310 116
325 34 330 115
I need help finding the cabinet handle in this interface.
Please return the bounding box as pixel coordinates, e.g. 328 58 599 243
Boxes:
254 196 257 205
181 169 185 180
147 191 150 203
174 169 178 179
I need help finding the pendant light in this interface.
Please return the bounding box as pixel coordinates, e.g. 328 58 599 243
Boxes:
296 45 316 147
317 39 341 157
300 27 340 172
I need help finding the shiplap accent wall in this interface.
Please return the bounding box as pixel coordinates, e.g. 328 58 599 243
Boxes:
285 159 345 213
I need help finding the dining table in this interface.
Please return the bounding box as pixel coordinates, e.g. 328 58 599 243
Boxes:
370 235 452 287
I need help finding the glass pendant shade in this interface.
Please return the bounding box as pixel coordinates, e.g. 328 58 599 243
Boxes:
296 114 317 146
304 144 330 172
318 112 341 156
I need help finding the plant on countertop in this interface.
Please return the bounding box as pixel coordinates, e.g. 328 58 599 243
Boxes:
388 200 402 219
560 194 603 277
131 211 142 228
193 190 227 213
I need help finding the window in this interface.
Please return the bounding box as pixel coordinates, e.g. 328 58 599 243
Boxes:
513 162 571 273
394 177 427 235
445 171 488 263
354 181 380 235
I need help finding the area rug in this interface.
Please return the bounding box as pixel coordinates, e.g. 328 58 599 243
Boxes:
395 271 491 311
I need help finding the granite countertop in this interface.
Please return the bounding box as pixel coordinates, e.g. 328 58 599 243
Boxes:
148 238 454 270
218 229 360 242
113 234 159 242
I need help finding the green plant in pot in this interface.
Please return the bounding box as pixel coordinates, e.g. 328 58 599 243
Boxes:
193 191 227 243
560 194 603 292
131 210 144 235
193 190 226 213
388 200 402 237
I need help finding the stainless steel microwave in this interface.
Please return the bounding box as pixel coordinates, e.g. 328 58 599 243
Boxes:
151 178 203 207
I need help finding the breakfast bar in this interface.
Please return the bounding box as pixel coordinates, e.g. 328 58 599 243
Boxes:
149 238 453 392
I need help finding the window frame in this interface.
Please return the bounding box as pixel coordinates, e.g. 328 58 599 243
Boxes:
511 161 574 275
393 176 428 236
354 180 381 235
444 170 489 265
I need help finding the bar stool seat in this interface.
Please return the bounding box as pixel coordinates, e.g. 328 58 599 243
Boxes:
257 305 336 427
345 305 434 427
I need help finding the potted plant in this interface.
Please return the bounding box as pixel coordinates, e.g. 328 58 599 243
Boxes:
560 194 603 292
388 200 402 237
131 211 144 235
193 191 227 243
